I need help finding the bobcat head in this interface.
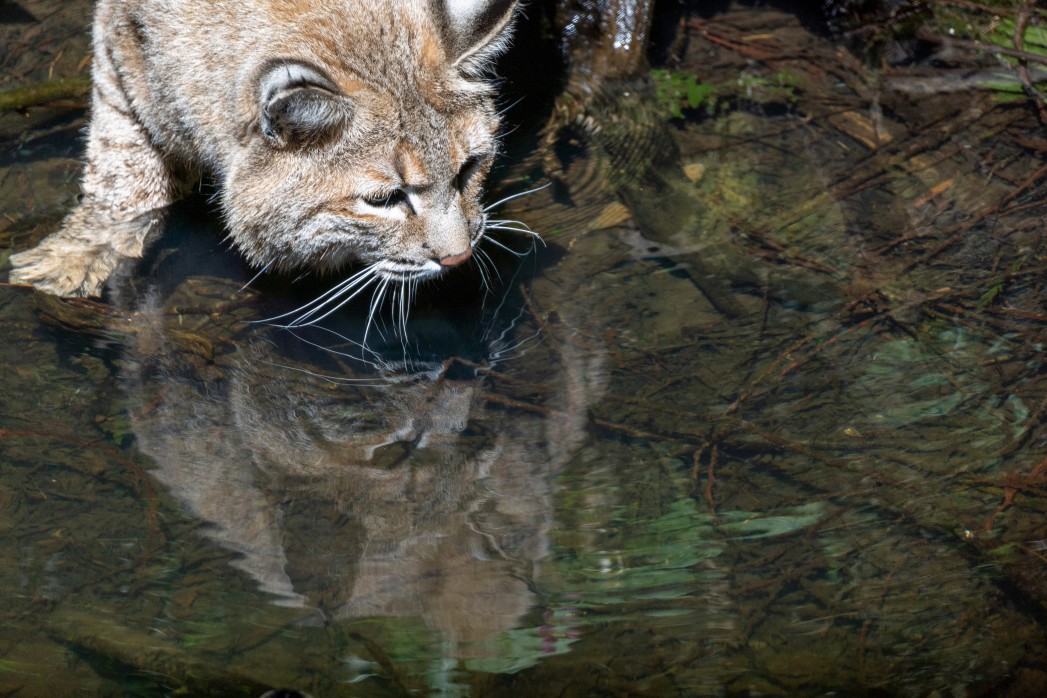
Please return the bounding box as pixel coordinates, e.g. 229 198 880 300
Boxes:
223 0 519 284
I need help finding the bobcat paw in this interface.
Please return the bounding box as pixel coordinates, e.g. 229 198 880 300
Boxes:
10 240 125 297
8 206 162 297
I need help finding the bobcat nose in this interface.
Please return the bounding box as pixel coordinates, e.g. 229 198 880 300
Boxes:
439 248 473 267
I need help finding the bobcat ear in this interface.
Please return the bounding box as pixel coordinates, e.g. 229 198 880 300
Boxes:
258 61 353 148
438 0 519 74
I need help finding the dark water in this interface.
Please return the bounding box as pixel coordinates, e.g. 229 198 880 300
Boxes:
3 3 1047 697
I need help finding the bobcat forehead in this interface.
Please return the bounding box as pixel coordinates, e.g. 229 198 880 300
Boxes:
395 143 432 188
9 0 521 297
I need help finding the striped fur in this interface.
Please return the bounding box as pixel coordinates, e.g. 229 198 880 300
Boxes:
10 0 519 296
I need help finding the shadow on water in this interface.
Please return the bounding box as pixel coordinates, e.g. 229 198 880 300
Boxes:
3 1 1047 696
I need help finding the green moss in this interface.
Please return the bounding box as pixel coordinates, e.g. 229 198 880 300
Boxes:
651 69 716 119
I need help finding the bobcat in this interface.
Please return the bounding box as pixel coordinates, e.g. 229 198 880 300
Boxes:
9 0 519 297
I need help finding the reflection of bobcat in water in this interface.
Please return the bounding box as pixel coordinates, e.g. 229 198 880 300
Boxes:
10 0 518 297
117 256 604 656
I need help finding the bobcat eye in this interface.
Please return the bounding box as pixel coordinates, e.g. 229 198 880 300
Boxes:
454 154 487 193
363 189 408 208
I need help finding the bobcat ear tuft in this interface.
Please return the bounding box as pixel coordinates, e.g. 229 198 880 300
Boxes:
257 61 352 148
439 0 519 75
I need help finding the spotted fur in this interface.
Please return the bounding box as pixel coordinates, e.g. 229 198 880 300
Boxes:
10 0 519 296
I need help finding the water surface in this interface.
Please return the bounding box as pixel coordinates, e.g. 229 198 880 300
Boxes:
2 2 1046 696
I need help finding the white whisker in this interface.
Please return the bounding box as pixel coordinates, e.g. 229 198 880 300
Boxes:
475 246 503 286
283 273 380 328
487 218 533 230
274 330 388 374
473 250 494 304
256 359 388 386
483 236 534 258
496 96 525 118
487 229 536 239
255 262 379 326
362 277 390 350
483 182 551 212
397 281 409 349
238 259 275 293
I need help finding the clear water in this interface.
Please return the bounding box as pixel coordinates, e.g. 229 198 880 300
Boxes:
2 3 1047 697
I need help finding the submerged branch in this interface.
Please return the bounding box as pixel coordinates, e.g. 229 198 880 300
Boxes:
0 76 90 111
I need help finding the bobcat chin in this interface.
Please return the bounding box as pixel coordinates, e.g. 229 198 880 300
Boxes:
10 0 519 297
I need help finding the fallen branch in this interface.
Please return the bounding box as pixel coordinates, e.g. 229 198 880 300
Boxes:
0 76 90 111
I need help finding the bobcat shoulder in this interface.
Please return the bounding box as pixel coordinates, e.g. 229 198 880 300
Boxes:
10 0 518 297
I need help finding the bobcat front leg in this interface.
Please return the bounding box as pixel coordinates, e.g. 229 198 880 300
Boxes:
9 23 173 297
